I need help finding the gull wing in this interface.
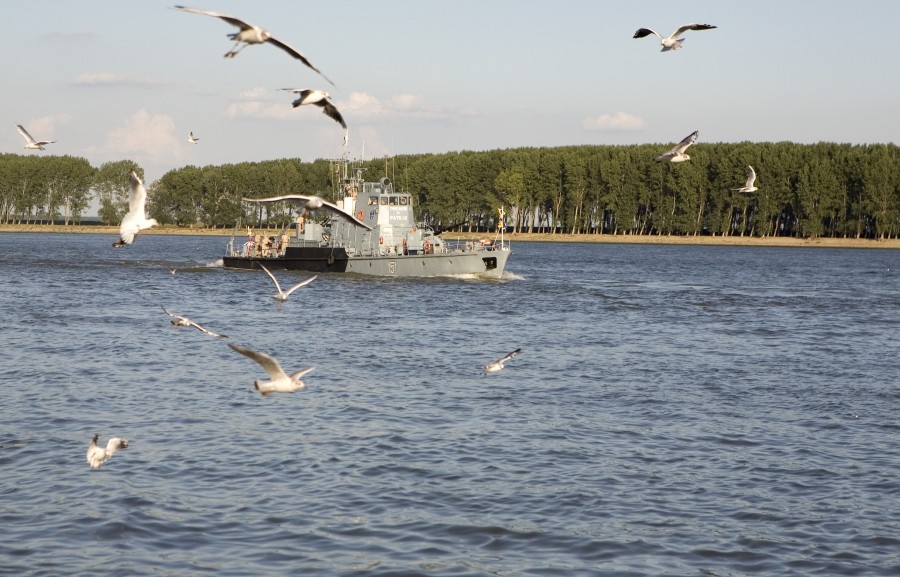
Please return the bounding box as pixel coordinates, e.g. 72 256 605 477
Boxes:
318 101 347 129
672 130 699 154
242 194 373 230
289 367 315 380
229 344 289 380
745 165 757 187
632 28 661 40
265 37 336 87
16 124 36 145
172 6 255 31
671 23 717 38
283 275 318 297
258 263 284 294
494 348 521 365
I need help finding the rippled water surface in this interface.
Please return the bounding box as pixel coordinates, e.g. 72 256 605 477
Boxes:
1 232 898 576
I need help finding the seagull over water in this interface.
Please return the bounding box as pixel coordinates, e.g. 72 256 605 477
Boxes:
161 306 228 338
242 194 374 230
229 343 314 396
258 263 317 303
113 172 158 247
633 23 717 52
280 89 346 129
734 165 759 192
483 348 521 373
655 131 699 163
16 124 56 151
188 131 199 144
172 5 335 87
87 434 128 470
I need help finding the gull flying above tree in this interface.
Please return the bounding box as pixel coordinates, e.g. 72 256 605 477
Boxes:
734 165 759 193
113 172 158 247
655 130 699 163
172 5 335 87
229 343 314 397
16 124 56 151
280 89 346 129
242 194 373 230
161 306 228 338
633 23 717 52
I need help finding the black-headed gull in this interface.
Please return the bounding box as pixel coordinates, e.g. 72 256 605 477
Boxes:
258 263 317 303
483 348 521 373
280 89 346 129
87 434 128 470
173 5 335 87
734 165 758 192
188 131 199 144
161 306 228 338
655 131 699 163
16 124 56 151
242 194 373 230
633 23 717 52
229 343 314 396
113 172 158 247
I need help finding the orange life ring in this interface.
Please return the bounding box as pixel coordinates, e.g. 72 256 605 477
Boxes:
356 210 364 220
379 236 384 244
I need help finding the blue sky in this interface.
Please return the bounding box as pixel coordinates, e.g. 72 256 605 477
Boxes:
5 0 900 188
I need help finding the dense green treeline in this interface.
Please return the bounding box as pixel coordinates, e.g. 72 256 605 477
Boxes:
2 142 899 238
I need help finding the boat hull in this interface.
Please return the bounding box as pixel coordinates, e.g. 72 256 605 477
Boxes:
223 246 510 278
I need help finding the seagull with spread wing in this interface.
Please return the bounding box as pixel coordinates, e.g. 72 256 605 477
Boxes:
16 124 56 151
172 5 335 86
229 343 314 396
280 89 346 129
242 194 373 229
87 434 129 470
655 131 699 163
188 131 199 144
258 264 317 304
113 172 158 247
734 165 759 193
161 306 228 338
633 23 717 52
483 348 522 374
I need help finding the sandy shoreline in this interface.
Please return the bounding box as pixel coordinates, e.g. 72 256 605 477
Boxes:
0 224 898 249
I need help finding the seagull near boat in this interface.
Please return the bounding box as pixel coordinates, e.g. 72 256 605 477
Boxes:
229 343 314 396
113 172 158 247
16 124 56 151
655 130 699 163
633 23 717 52
86 434 128 470
161 306 228 338
188 131 199 144
242 194 374 230
483 348 521 373
279 89 347 129
172 5 335 87
734 165 759 192
258 263 317 303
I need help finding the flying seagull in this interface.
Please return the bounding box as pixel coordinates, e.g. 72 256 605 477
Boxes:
280 89 346 129
734 165 759 193
113 172 159 247
633 23 717 52
172 5 335 87
188 131 199 144
257 263 317 303
16 124 56 151
483 348 521 373
655 130 699 163
242 194 374 230
229 343 314 396
161 306 228 338
87 434 128 470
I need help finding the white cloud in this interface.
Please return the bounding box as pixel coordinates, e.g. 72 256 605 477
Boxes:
103 109 180 158
583 111 646 131
72 72 170 88
226 90 449 123
25 114 73 139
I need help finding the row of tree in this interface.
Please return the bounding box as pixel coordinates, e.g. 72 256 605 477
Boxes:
2 141 899 238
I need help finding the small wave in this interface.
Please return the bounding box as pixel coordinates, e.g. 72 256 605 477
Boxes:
206 258 224 268
502 271 525 281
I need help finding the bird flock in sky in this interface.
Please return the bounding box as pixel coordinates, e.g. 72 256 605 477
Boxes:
14 7 723 469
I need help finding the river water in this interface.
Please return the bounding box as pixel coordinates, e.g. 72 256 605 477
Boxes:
1 232 898 576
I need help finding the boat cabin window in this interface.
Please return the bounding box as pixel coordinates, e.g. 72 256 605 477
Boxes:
368 196 378 206
399 196 409 206
389 196 398 206
380 196 389 205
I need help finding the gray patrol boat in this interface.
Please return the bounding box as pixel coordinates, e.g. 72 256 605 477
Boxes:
223 162 511 278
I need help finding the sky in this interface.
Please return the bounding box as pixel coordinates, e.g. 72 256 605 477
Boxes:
4 0 900 204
